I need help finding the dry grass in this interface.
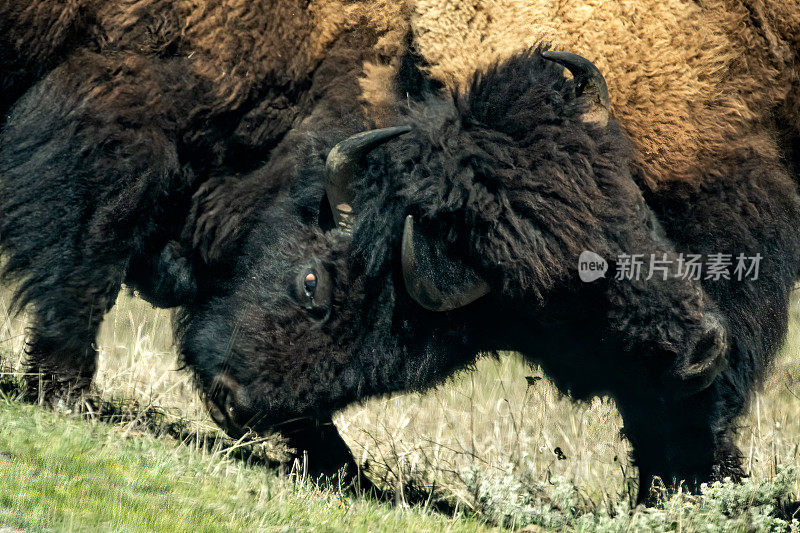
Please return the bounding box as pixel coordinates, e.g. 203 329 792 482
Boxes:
2 284 800 518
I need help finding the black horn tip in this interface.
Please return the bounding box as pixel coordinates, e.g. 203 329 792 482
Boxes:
541 50 610 111
401 215 490 312
324 125 412 232
325 125 413 175
402 215 446 312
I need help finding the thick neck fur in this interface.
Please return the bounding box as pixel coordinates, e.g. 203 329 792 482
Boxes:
1 0 409 172
349 49 644 303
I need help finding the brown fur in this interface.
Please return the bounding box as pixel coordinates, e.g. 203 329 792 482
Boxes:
1 0 410 125
406 0 800 188
5 0 796 188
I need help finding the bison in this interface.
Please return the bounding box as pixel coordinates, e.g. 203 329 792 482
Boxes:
1 0 799 502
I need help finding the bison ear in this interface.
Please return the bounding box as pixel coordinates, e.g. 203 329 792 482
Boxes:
541 50 610 126
127 241 198 308
186 176 263 264
401 216 490 311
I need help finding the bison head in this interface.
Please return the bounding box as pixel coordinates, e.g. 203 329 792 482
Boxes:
177 48 726 444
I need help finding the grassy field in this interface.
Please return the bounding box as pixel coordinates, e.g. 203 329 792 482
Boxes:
0 400 504 532
1 287 800 531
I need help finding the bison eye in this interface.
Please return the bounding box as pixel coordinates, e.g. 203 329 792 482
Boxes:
294 261 332 319
303 272 318 296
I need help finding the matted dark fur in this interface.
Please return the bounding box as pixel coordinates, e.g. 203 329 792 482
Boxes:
2 1 800 503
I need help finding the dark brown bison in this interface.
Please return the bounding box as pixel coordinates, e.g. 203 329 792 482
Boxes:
1 0 799 502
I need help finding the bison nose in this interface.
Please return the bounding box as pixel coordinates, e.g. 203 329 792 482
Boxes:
204 375 249 438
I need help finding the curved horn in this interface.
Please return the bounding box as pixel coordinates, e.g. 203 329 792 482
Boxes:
541 50 610 124
401 215 490 311
325 125 412 231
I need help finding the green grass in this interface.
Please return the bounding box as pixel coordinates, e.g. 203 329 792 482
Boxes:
0 398 797 532
2 289 800 531
0 399 497 532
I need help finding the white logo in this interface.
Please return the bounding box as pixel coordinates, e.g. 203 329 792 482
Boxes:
578 251 608 283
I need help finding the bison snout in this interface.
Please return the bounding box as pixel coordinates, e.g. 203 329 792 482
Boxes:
204 375 252 438
671 313 729 396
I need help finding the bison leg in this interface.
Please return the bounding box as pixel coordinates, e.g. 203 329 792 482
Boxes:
0 54 182 404
278 418 377 494
616 386 730 504
23 268 122 404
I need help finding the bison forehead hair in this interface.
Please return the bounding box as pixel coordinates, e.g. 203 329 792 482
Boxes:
352 49 639 297
177 48 655 432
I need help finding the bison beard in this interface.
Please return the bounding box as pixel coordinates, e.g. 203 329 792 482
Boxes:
2 3 800 505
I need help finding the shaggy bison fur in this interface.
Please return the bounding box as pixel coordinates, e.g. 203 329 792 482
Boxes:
1 0 800 502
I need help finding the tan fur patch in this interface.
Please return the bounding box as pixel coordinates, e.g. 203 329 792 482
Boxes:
93 0 410 114
360 62 400 126
81 0 798 187
410 0 799 187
